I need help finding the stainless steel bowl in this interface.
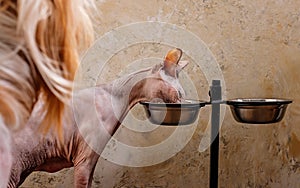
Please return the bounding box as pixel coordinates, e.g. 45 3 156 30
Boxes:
226 98 292 124
140 100 206 125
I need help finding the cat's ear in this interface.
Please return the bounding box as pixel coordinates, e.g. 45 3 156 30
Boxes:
162 48 182 77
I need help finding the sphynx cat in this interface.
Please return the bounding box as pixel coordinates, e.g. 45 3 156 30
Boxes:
8 48 188 188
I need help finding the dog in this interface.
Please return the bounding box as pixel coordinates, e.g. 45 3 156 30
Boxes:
0 0 94 186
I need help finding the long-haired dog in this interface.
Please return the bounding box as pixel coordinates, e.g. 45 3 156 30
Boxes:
0 0 94 186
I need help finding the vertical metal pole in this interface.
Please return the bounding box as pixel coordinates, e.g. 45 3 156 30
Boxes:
210 80 221 188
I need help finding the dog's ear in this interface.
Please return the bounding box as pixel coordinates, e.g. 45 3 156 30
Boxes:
162 48 183 77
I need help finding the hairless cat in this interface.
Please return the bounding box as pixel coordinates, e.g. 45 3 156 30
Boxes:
8 48 189 188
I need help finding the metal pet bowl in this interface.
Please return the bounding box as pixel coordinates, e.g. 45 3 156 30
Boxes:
140 100 206 125
226 98 292 124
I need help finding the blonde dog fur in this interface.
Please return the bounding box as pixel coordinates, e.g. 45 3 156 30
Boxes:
0 0 94 186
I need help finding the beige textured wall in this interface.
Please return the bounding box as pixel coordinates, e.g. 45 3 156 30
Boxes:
21 0 300 187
